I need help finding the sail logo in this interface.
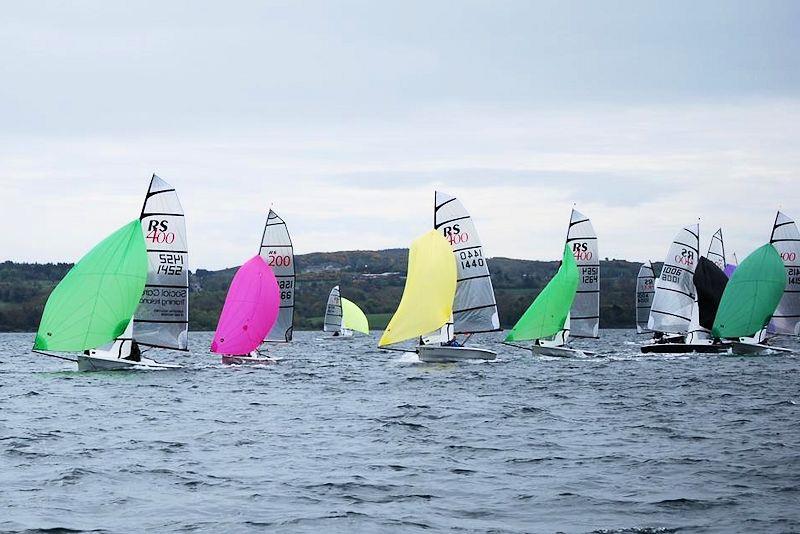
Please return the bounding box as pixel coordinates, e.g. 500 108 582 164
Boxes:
674 248 695 266
572 242 593 261
145 219 175 244
442 224 469 245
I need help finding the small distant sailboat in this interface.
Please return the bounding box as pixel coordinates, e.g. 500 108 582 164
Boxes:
34 174 188 371
636 261 656 334
505 244 582 357
211 256 280 364
712 244 791 355
323 285 370 338
379 195 499 363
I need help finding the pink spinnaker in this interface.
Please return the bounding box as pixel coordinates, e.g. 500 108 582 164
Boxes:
211 255 280 355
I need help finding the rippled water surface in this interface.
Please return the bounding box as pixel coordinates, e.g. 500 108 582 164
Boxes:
2 330 799 533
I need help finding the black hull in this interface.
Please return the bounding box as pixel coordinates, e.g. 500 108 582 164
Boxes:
640 343 728 354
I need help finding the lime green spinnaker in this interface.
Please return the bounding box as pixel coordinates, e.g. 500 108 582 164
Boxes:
342 297 369 334
712 244 786 339
34 220 149 351
505 244 579 342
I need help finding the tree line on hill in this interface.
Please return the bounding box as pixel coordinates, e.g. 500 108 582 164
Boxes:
0 251 655 332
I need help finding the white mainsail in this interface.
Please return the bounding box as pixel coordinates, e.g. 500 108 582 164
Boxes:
324 286 343 333
566 209 600 338
648 224 699 334
707 228 726 271
260 209 295 342
433 191 500 335
133 174 189 350
770 211 800 335
636 261 655 334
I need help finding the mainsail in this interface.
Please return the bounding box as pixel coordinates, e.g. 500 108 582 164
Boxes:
211 256 280 355
34 220 148 352
134 174 189 350
648 224 699 334
259 209 295 342
566 209 600 338
341 298 370 335
433 191 500 335
712 244 786 339
636 262 656 334
769 211 800 335
707 228 727 271
505 245 579 342
379 230 457 347
324 286 343 333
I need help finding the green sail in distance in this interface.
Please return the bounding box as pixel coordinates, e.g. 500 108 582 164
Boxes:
505 244 579 342
712 244 786 339
34 220 149 352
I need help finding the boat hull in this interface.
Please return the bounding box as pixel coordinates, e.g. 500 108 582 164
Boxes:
221 355 278 365
530 345 595 358
640 343 727 354
77 355 180 372
728 342 793 356
417 345 496 362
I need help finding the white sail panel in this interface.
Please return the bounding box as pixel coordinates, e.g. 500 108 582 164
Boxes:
566 209 599 338
433 191 500 335
259 209 295 342
635 262 655 333
648 224 699 334
770 211 800 335
134 174 189 350
707 228 726 271
685 297 711 343
324 286 343 333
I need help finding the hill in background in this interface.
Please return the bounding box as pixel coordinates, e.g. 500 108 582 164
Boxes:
0 251 654 332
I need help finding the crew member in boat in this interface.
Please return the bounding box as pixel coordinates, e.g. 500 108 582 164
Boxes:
124 342 142 362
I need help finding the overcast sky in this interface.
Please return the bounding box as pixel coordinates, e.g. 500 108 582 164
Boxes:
2 0 799 269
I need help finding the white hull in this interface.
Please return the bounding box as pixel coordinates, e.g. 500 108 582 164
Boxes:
729 342 793 356
77 354 180 372
417 345 496 362
530 345 595 358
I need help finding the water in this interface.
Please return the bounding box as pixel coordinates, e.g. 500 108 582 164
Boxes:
2 330 799 533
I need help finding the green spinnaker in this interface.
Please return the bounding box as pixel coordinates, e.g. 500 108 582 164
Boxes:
34 220 149 351
505 244 579 342
342 297 369 334
712 244 786 339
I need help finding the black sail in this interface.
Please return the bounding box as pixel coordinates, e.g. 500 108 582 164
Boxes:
693 256 728 329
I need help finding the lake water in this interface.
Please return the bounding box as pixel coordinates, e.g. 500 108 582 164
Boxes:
1 330 799 533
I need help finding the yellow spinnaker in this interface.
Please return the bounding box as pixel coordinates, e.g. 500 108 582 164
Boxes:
342 297 370 334
379 230 457 347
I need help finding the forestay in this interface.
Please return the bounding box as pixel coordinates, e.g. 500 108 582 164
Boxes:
566 209 600 338
769 211 800 335
135 174 189 350
324 286 343 333
433 191 500 335
707 228 727 271
260 210 295 342
648 224 699 334
636 262 656 333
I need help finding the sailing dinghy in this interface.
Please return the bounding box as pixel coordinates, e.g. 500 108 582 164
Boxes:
636 261 656 334
34 175 188 371
380 192 501 362
323 285 369 339
712 244 791 355
505 245 583 357
211 256 281 364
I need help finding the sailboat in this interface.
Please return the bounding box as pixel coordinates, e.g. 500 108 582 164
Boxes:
504 245 581 357
636 261 656 334
323 285 370 339
210 256 281 364
712 244 791 355
34 174 188 371
379 194 499 362
260 209 296 344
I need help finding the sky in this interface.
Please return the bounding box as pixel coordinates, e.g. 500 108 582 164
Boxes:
2 0 799 269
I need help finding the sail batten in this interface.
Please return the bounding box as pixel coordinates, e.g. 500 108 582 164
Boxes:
433 191 500 335
259 209 295 342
